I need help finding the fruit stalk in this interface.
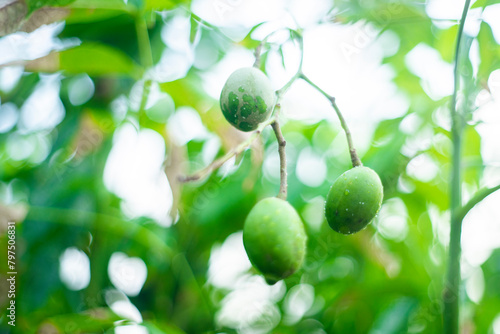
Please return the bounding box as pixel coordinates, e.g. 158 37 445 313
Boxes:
300 74 361 167
443 1 470 333
271 116 287 200
253 42 263 68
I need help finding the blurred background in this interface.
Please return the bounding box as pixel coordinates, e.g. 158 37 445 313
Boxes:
1 0 500 333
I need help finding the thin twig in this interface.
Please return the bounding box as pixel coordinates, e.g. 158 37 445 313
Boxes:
271 113 287 200
253 42 263 68
179 116 277 182
300 73 361 167
443 1 471 333
455 184 500 232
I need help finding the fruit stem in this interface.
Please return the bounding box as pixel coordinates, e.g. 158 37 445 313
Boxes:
454 184 500 223
444 1 470 332
179 116 277 182
271 111 287 200
253 43 263 68
299 73 362 168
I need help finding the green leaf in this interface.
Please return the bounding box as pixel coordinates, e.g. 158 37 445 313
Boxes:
142 321 187 334
369 298 418 334
434 24 458 63
472 0 488 8
471 0 500 8
145 0 182 11
65 8 128 24
278 45 286 69
67 0 130 10
46 308 120 332
477 21 500 80
59 42 143 78
190 14 201 46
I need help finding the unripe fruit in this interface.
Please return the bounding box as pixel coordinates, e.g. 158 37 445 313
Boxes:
325 166 383 235
220 67 276 132
243 197 307 284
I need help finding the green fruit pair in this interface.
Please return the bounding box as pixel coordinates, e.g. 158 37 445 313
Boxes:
243 197 307 284
220 67 275 132
325 166 383 235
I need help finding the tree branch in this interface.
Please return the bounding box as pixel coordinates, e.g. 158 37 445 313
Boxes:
271 115 287 200
455 184 500 223
299 73 361 167
179 116 277 182
253 42 263 68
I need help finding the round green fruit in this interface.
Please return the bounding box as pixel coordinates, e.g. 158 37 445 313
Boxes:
220 67 276 132
243 197 307 284
325 166 383 235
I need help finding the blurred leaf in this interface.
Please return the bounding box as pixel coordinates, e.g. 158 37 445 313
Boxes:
279 45 285 69
0 202 27 231
434 24 458 63
189 14 201 46
0 0 27 36
26 206 174 258
369 297 418 333
67 0 130 11
45 308 120 332
59 42 143 78
471 0 500 8
145 0 185 11
142 321 187 334
65 8 128 23
20 7 70 32
477 21 500 80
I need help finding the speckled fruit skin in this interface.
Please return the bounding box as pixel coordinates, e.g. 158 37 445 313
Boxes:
220 67 276 132
325 166 383 235
243 197 307 285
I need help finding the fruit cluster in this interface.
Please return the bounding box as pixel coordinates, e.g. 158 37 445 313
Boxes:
220 68 384 284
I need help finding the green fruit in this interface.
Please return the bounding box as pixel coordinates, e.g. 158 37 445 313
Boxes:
243 197 307 284
220 67 276 132
325 166 383 235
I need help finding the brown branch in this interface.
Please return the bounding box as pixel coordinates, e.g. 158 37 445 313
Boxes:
178 117 276 183
253 42 263 68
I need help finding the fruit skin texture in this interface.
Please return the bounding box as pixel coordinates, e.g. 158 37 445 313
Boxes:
243 197 307 284
325 166 383 235
220 67 276 132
